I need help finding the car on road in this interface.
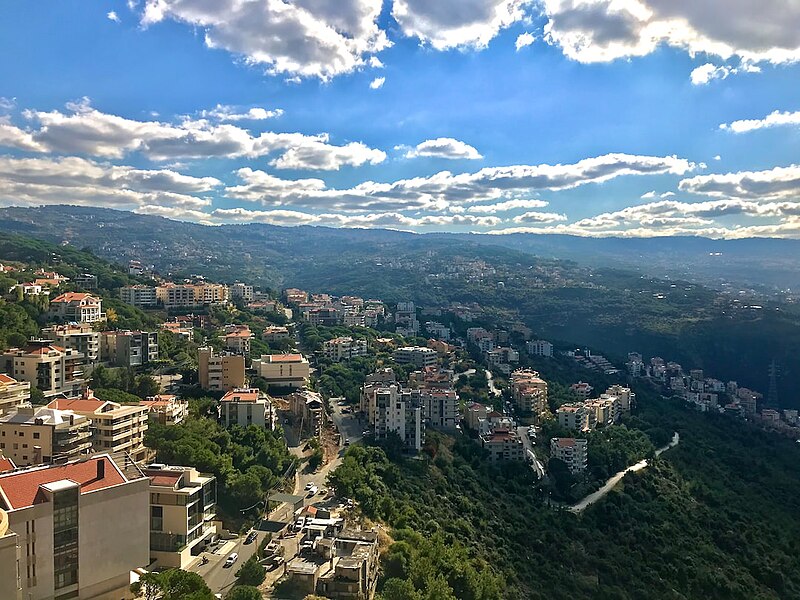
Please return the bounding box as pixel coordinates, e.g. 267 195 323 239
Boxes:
268 556 285 570
244 531 258 544
294 518 305 530
304 482 314 491
307 485 318 497
344 438 350 446
224 553 238 568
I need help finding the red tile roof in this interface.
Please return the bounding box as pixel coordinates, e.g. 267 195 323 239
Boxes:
144 471 183 488
221 389 261 403
51 292 96 303
0 456 126 510
0 457 15 473
0 374 19 384
47 398 110 413
268 354 304 362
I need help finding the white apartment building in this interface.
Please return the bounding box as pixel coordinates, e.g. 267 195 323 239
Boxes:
41 324 100 365
510 369 549 419
100 330 159 368
486 347 519 374
48 293 105 324
419 388 459 430
370 385 422 452
557 403 591 432
392 346 438 368
144 464 216 568
550 437 588 474
0 405 92 466
252 353 310 390
605 385 635 412
220 388 274 429
425 322 451 341
480 428 525 462
323 337 368 362
230 282 255 303
0 455 150 600
119 285 158 308
140 395 189 426
0 374 30 416
526 339 554 357
224 325 254 356
2 342 86 399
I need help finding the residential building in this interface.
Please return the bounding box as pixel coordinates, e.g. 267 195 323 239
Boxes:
144 464 216 568
230 282 254 302
288 390 324 437
557 403 592 432
198 347 246 392
467 327 494 352
119 285 158 308
1 342 86 398
0 405 92 466
315 529 380 600
100 330 159 368
41 323 100 365
160 320 193 340
370 385 422 452
605 385 635 412
307 307 341 326
156 283 229 308
425 321 450 341
48 292 105 324
263 325 290 343
550 437 588 474
0 455 150 600
571 381 594 400
526 339 554 357
486 347 519 374
220 388 274 429
394 301 419 336
0 374 30 416
0 452 15 473
48 391 150 462
73 273 98 290
392 346 438 368
252 353 310 390
463 402 488 431
140 395 189 426
33 270 69 288
360 369 397 419
480 428 525 462
223 325 254 356
13 282 47 297
419 388 459 430
510 369 549 420
283 288 308 305
585 396 620 427
323 337 368 362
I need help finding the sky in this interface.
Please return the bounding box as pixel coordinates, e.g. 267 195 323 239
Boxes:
1 1 800 238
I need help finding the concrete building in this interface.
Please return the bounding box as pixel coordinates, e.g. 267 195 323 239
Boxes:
223 325 254 356
48 292 105 324
100 330 159 368
585 396 620 427
370 385 422 452
323 337 368 362
288 390 324 437
41 324 100 365
526 339 554 357
220 388 274 429
143 464 216 568
394 301 419 337
480 428 525 462
605 385 635 412
425 321 450 341
510 369 549 420
48 391 150 462
156 283 229 308
263 326 290 343
2 342 86 399
198 347 246 392
486 347 520 374
140 395 189 426
571 381 594 400
0 374 30 416
0 405 92 466
463 402 488 431
550 438 588 474
0 455 150 600
557 403 591 432
230 282 254 303
119 285 158 308
419 388 459 430
252 353 310 390
392 346 438 368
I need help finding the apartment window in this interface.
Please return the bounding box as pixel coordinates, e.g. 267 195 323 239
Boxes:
151 506 163 531
33 432 39 439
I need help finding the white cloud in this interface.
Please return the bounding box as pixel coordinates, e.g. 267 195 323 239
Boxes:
392 0 532 50
140 0 390 80
640 190 657 199
7 100 385 170
720 110 800 133
690 63 731 85
679 165 800 201
369 76 385 90
542 0 800 69
107 11 121 22
713 155 721 161
0 98 15 111
0 156 218 211
512 211 568 223
515 32 536 50
368 56 384 68
405 138 483 160
466 198 549 213
201 104 284 122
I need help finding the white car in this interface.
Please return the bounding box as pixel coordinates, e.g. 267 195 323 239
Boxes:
304 482 314 491
224 553 238 568
307 485 318 497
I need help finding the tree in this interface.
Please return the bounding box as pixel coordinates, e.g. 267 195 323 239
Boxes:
135 374 160 398
235 555 266 587
132 569 214 600
226 586 263 600
381 578 421 600
29 386 46 405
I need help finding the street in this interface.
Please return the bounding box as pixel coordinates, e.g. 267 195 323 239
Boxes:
517 426 545 478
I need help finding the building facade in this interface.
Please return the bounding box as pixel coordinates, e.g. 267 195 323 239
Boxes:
392 346 438 368
119 285 158 308
2 342 86 399
0 375 30 416
323 337 368 362
48 293 105 324
0 405 92 466
220 388 274 429
100 331 159 368
252 353 310 390
41 324 100 365
550 438 588 474
198 347 246 392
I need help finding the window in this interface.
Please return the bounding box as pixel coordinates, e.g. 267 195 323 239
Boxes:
33 432 39 439
150 506 163 531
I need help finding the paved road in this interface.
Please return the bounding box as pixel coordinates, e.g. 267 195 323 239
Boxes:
452 368 476 383
190 529 267 596
486 370 500 397
569 432 680 513
517 426 545 478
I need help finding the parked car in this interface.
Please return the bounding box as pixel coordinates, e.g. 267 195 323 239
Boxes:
304 482 314 491
269 556 285 569
344 438 351 446
244 531 258 544
307 485 318 497
224 553 238 568
294 518 305 530
319 488 327 496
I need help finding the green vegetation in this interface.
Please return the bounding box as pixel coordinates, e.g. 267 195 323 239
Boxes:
132 569 214 600
234 555 266 587
226 586 262 600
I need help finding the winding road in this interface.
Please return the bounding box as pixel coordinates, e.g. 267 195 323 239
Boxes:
569 432 680 513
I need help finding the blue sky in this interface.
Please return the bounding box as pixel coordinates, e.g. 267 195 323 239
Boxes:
1 0 800 237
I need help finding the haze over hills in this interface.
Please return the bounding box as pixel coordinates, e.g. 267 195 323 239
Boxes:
2 205 800 291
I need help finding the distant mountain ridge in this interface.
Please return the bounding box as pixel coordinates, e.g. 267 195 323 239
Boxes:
0 205 798 289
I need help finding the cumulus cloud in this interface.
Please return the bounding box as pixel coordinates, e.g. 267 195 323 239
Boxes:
140 0 390 80
5 100 385 170
515 32 536 50
200 104 284 122
405 138 483 160
720 109 800 133
466 198 549 213
224 153 696 212
542 0 800 70
690 62 760 85
107 11 121 22
679 165 800 201
0 156 218 210
512 211 568 223
392 0 531 50
369 76 385 89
